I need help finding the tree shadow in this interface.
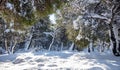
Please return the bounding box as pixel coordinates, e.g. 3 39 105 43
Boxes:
33 51 75 59
0 54 18 62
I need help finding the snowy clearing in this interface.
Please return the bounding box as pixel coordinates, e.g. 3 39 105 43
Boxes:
0 51 120 70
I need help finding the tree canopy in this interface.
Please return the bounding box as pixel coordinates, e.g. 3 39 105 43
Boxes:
0 0 65 29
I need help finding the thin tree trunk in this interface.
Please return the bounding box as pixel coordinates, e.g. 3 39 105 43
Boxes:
11 41 17 54
25 34 33 51
88 40 93 52
100 41 103 53
88 46 90 53
118 41 120 53
61 42 63 51
69 42 74 51
92 40 94 52
48 34 55 51
3 21 8 53
5 38 8 53
9 36 13 54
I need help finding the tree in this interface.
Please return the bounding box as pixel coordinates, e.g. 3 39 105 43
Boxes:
0 0 65 52
0 0 64 29
0 17 25 54
84 0 120 56
25 17 52 51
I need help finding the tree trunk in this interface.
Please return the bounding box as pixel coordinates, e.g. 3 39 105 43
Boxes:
11 41 17 54
88 46 90 53
92 40 94 52
109 6 120 56
111 31 118 55
5 38 8 53
61 42 63 51
100 41 103 53
69 42 74 51
25 34 33 51
101 42 105 52
118 40 120 53
109 24 120 56
48 34 55 51
88 40 93 53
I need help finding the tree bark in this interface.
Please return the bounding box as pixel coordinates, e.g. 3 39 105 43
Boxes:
88 40 93 53
11 41 17 54
88 46 90 53
109 4 120 56
5 38 8 53
118 40 120 53
69 42 75 51
109 22 120 56
48 33 55 51
25 34 33 51
61 42 63 51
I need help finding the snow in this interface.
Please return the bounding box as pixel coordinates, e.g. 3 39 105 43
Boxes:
6 2 14 10
0 51 120 70
5 29 15 33
73 16 82 30
5 29 10 33
16 30 25 34
10 21 14 27
86 13 108 20
43 32 53 36
73 20 79 30
49 14 56 24
88 0 100 4
5 29 25 34
76 34 82 40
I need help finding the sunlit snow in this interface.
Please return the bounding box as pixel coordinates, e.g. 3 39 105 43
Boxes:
0 51 120 70
49 14 56 24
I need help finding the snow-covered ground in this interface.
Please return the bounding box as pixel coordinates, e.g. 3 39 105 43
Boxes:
0 51 120 70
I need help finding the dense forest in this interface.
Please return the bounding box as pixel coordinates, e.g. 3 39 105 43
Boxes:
0 0 120 70
0 0 120 56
